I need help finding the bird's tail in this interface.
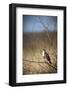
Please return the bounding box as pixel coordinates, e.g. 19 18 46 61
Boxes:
49 60 51 64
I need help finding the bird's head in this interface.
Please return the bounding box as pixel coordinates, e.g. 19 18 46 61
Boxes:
43 49 46 52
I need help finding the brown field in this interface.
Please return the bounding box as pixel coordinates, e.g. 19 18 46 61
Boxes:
23 31 57 75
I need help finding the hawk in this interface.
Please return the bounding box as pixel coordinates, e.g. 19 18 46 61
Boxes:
42 49 51 64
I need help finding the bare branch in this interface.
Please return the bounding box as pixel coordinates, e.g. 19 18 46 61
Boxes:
24 59 57 70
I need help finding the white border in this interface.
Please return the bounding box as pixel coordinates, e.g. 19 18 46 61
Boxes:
16 7 64 83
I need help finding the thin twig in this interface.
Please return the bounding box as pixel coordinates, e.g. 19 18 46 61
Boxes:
37 17 57 55
24 59 57 70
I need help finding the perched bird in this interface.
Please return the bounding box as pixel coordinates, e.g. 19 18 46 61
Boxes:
42 49 51 64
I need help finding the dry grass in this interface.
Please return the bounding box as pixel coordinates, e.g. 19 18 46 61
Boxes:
23 31 57 75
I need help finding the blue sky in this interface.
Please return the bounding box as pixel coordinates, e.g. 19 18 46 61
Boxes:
23 15 57 32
